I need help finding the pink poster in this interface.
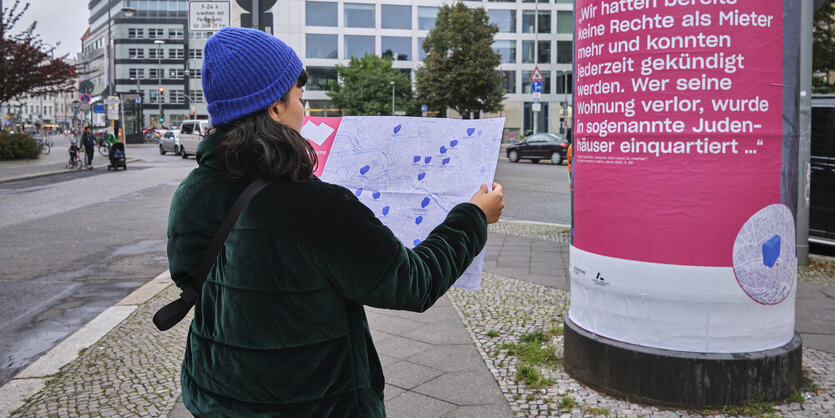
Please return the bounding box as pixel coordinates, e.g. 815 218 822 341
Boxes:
300 116 341 177
573 0 784 268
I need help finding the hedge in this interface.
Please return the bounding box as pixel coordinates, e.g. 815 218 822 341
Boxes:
0 132 41 160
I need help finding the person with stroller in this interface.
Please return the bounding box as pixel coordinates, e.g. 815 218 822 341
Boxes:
67 139 80 168
80 126 96 169
167 27 505 416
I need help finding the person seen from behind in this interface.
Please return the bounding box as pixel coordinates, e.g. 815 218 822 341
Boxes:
167 27 505 416
80 126 96 168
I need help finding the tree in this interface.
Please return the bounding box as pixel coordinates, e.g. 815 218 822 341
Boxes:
813 0 835 93
416 2 504 119
327 54 416 116
1 0 77 104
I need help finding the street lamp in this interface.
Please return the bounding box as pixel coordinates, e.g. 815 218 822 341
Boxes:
154 40 165 126
390 81 395 116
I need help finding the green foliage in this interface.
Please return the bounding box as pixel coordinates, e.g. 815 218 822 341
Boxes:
515 364 553 389
416 2 504 118
583 406 611 416
486 330 499 337
327 54 416 116
813 0 835 93
558 396 577 411
0 131 40 160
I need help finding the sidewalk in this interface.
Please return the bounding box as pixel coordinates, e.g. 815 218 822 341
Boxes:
1 162 834 417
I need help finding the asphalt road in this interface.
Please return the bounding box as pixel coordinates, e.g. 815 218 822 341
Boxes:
0 141 569 386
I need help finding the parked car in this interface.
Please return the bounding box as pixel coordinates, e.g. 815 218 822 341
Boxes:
506 132 570 165
811 95 835 243
177 119 211 159
159 129 182 155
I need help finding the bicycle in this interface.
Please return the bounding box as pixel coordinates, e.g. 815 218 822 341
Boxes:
98 141 112 157
35 136 53 155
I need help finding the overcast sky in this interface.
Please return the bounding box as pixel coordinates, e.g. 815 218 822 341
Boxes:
10 0 89 58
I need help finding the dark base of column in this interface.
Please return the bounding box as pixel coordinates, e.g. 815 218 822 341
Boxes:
563 318 802 408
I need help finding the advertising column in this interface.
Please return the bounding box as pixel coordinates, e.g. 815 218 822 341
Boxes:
567 0 801 405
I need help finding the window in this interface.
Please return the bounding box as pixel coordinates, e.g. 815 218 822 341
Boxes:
169 69 184 79
523 10 536 33
521 40 535 63
555 72 573 94
493 40 516 63
418 7 438 30
189 68 202 79
307 67 338 91
148 28 165 39
128 28 144 39
306 1 338 26
149 69 160 79
523 0 549 3
382 5 411 29
149 90 160 104
168 29 184 39
382 37 411 61
556 41 572 64
522 70 551 93
538 40 551 64
171 90 185 104
188 90 204 104
344 3 375 28
306 34 338 59
344 35 374 58
557 11 573 33
129 68 145 79
488 10 516 33
499 70 516 94
538 10 551 33
129 48 145 59
488 0 515 2
168 48 184 59
189 49 203 59
523 101 549 133
149 48 161 59
418 37 427 60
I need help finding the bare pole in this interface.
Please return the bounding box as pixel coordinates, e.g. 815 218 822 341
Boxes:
797 0 813 265
252 0 259 30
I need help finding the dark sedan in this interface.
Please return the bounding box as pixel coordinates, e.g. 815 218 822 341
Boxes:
506 132 570 165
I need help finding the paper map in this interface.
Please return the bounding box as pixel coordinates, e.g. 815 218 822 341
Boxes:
302 116 505 289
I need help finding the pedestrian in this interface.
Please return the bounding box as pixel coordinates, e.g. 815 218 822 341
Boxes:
167 27 504 416
567 142 573 192
80 126 96 168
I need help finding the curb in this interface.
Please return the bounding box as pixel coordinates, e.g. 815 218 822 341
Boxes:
0 157 141 185
0 271 173 417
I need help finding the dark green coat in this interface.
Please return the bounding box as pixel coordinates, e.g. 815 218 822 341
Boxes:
167 133 488 416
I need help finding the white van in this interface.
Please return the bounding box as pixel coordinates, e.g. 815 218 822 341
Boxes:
178 120 211 159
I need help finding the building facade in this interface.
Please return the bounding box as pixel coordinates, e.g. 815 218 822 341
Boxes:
80 0 209 132
78 0 574 136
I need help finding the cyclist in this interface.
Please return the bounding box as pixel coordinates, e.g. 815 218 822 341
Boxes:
68 139 80 168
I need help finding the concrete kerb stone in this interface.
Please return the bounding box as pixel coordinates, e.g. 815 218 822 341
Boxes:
0 271 174 417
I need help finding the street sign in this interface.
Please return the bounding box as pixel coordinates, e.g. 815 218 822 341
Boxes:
189 1 230 31
530 66 545 82
71 100 81 109
531 80 543 93
93 104 105 113
135 97 142 104
421 104 428 112
79 80 94 94
80 94 92 104
105 96 120 105
533 92 541 100
532 103 541 112
107 103 120 120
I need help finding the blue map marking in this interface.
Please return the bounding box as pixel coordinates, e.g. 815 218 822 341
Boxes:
424 156 432 164
417 173 426 181
372 191 381 199
415 216 423 225
413 155 421 163
421 197 430 208
450 140 459 148
382 206 390 216
762 234 781 268
413 239 421 246
355 188 363 197
478 131 482 136
467 128 475 136
440 146 447 154
442 158 450 166
360 165 370 175
394 124 402 134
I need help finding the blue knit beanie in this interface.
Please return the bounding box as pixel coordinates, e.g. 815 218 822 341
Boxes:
202 27 303 127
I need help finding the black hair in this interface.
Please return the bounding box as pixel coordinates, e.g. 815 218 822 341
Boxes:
213 69 316 182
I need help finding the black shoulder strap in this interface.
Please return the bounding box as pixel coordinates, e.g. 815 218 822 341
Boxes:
153 178 271 331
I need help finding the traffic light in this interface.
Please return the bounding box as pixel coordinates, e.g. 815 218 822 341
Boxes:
160 117 165 123
159 87 165 93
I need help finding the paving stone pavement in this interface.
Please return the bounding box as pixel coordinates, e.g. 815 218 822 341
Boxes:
5 220 834 417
